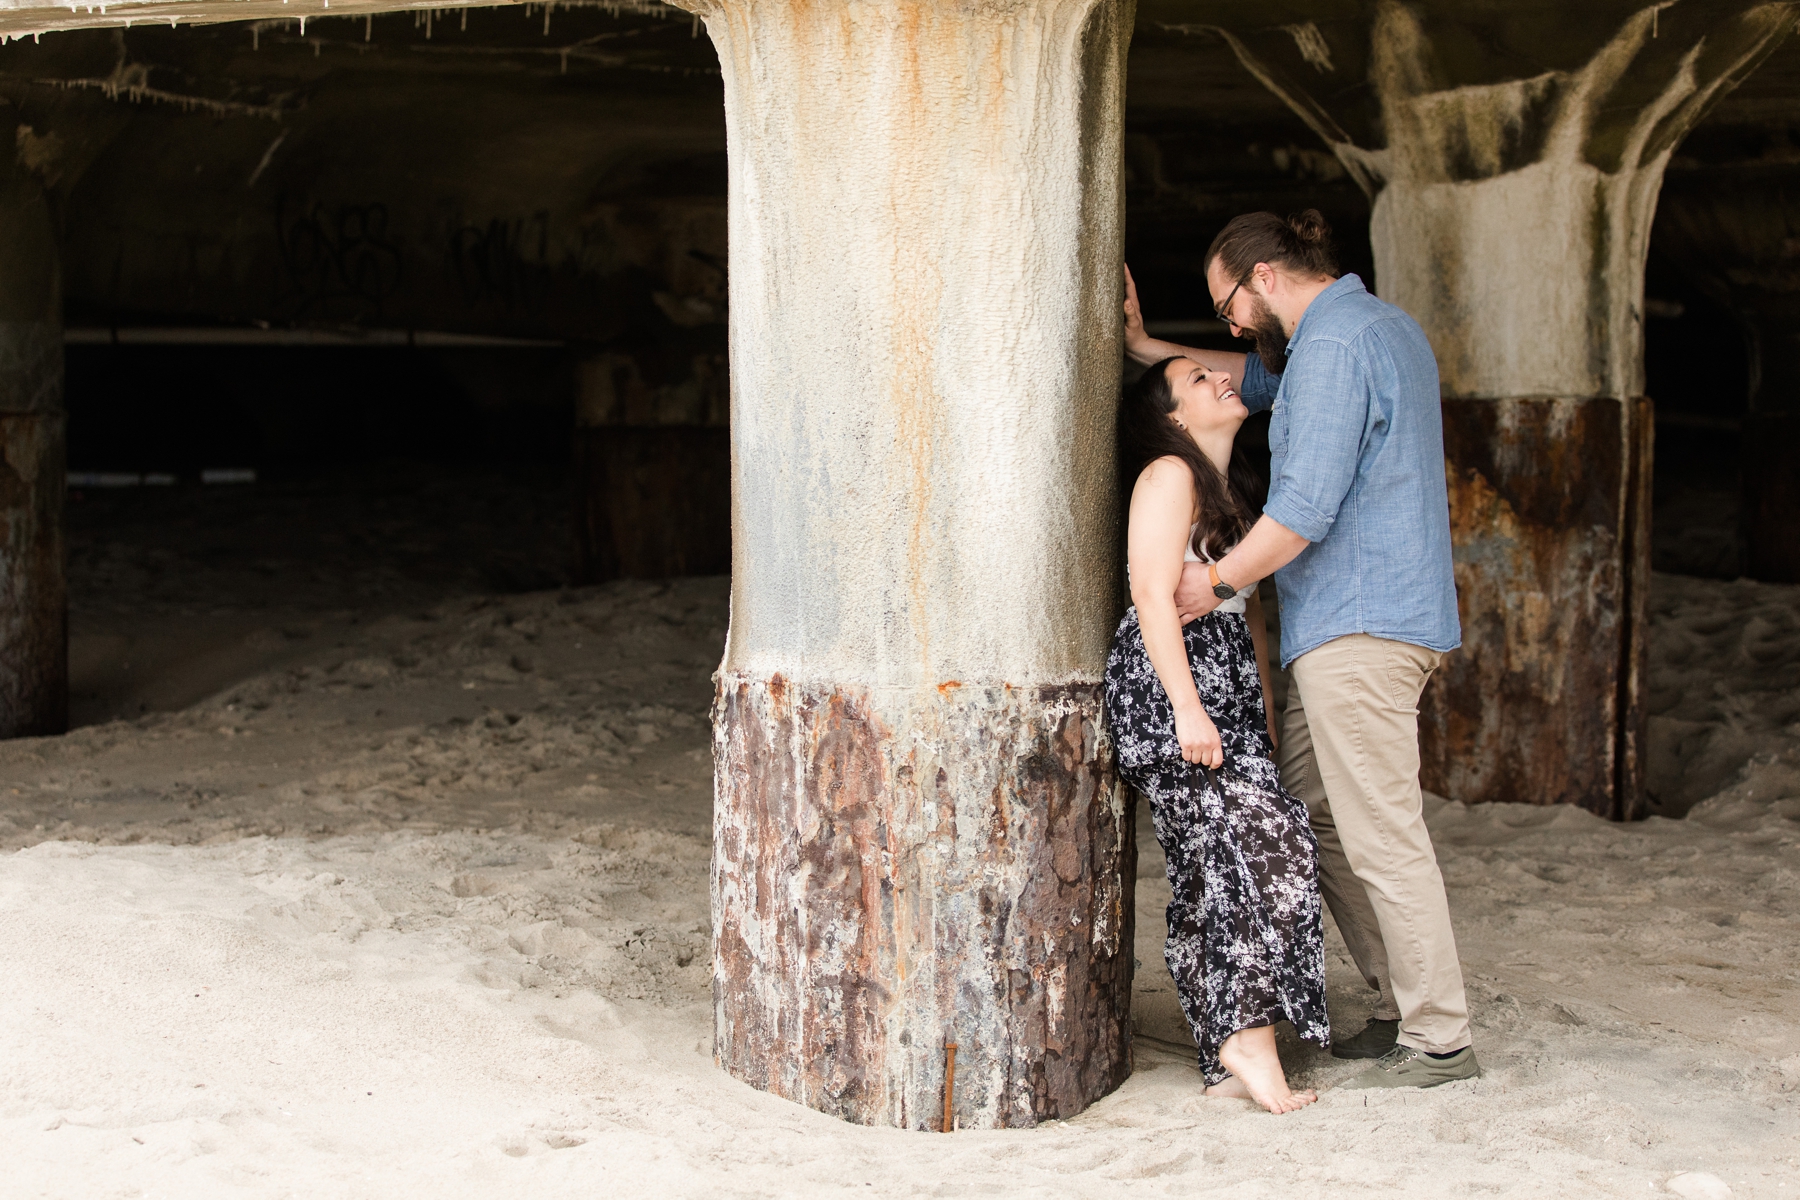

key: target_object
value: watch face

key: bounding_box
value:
[1213,582,1236,599]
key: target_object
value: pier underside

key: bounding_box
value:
[0,0,1795,1145]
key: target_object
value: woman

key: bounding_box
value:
[1104,355,1329,1114]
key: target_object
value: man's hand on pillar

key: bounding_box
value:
[1123,264,1252,380]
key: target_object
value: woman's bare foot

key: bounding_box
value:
[1214,1026,1317,1114]
[1203,1074,1252,1100]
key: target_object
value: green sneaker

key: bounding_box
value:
[1341,1044,1480,1089]
[1331,1018,1399,1059]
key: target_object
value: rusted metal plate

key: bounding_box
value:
[711,673,1134,1129]
[1745,411,1800,583]
[0,410,66,738]
[572,426,730,582]
[1619,395,1653,818]
[1422,396,1651,819]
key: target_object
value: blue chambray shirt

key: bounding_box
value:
[1236,274,1461,668]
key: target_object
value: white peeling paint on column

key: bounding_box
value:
[1358,2,1798,400]
[1217,0,1798,401]
[1369,160,1665,401]
[689,0,1128,690]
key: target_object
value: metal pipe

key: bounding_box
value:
[62,327,563,348]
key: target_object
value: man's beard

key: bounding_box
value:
[1241,294,1289,376]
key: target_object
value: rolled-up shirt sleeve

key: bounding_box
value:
[1239,352,1279,413]
[1263,339,1369,544]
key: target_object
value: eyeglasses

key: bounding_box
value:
[1215,278,1245,325]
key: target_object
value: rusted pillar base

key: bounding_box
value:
[711,674,1133,1129]
[0,153,67,738]
[1744,411,1800,583]
[572,425,729,582]
[0,409,66,738]
[1423,396,1652,818]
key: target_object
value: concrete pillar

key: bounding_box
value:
[1210,0,1795,817]
[0,145,66,739]
[671,0,1135,1128]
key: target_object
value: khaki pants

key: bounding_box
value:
[1277,633,1472,1054]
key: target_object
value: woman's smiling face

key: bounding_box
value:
[1164,357,1248,438]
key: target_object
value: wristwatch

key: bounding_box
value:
[1208,561,1236,600]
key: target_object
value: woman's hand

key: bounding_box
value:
[1266,710,1281,753]
[1174,700,1223,769]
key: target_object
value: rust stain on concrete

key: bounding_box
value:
[711,672,1134,1128]
[1423,396,1650,819]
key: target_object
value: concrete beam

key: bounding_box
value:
[0,0,579,40]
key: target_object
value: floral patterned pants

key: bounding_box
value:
[1104,606,1330,1084]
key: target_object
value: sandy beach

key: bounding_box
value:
[3,473,1797,1198]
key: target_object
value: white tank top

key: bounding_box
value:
[1127,523,1253,616]
[1188,524,1251,616]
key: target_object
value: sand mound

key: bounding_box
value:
[1647,574,1800,819]
[8,788,1796,1198]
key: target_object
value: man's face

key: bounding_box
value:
[1208,260,1288,376]
[1240,292,1290,377]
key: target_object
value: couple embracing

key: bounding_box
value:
[1103,210,1477,1113]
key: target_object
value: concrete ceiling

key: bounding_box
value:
[4,1,1794,136]
[1,1,1797,334]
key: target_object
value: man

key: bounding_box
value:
[1122,210,1477,1089]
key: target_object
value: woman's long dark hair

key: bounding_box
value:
[1119,357,1266,561]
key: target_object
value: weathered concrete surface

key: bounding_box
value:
[713,677,1132,1128]
[692,0,1127,686]
[669,0,1135,1125]
[1427,397,1652,818]
[1184,2,1796,399]
[1197,1,1793,812]
[0,165,66,739]
[1357,4,1796,403]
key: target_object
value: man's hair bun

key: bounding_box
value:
[1288,209,1332,247]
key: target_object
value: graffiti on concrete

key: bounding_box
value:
[275,198,404,318]
[448,212,554,311]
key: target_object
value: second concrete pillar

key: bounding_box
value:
[1210,0,1795,816]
